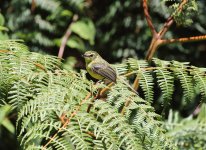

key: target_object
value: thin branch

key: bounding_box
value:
[1,49,47,72]
[142,0,157,36]
[161,35,206,44]
[31,0,36,12]
[0,49,13,54]
[158,16,174,38]
[58,14,78,59]
[87,89,101,113]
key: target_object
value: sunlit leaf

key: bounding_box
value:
[71,20,95,45]
[67,36,85,50]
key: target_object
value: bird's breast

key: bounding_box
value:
[86,64,104,80]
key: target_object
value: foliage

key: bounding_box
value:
[0,0,95,53]
[1,0,205,63]
[116,57,206,109]
[165,104,206,149]
[0,40,205,149]
[0,40,167,149]
[166,0,198,26]
[0,13,9,40]
[91,0,206,65]
[0,105,15,134]
[0,0,206,149]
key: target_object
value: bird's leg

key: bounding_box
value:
[99,82,114,97]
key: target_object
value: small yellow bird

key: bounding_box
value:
[82,51,116,83]
[83,51,138,95]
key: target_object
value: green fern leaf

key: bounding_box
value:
[172,61,195,102]
[153,58,174,105]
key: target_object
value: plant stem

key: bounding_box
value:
[58,14,78,59]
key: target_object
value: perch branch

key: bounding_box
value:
[34,63,47,72]
[99,82,114,96]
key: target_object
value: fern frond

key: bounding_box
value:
[153,58,174,105]
[172,61,195,102]
[61,118,94,150]
[138,70,154,103]
[0,40,28,52]
[76,112,120,149]
[127,58,154,102]
[191,68,206,101]
[35,15,56,32]
[93,100,143,149]
[1,40,206,149]
[165,104,206,149]
[106,82,171,149]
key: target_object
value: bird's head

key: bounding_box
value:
[82,51,99,63]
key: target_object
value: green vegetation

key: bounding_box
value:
[0,0,206,149]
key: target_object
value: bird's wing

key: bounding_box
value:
[91,63,117,82]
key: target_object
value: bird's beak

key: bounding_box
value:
[82,54,89,58]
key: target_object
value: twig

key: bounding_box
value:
[133,73,141,91]
[0,49,13,54]
[192,103,201,116]
[87,89,101,113]
[143,0,157,37]
[158,17,174,39]
[58,14,78,59]
[161,35,206,44]
[31,0,36,12]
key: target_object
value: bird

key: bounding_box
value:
[82,51,116,83]
[82,51,138,95]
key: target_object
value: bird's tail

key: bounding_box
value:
[117,76,139,95]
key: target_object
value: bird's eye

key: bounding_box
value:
[89,54,94,57]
